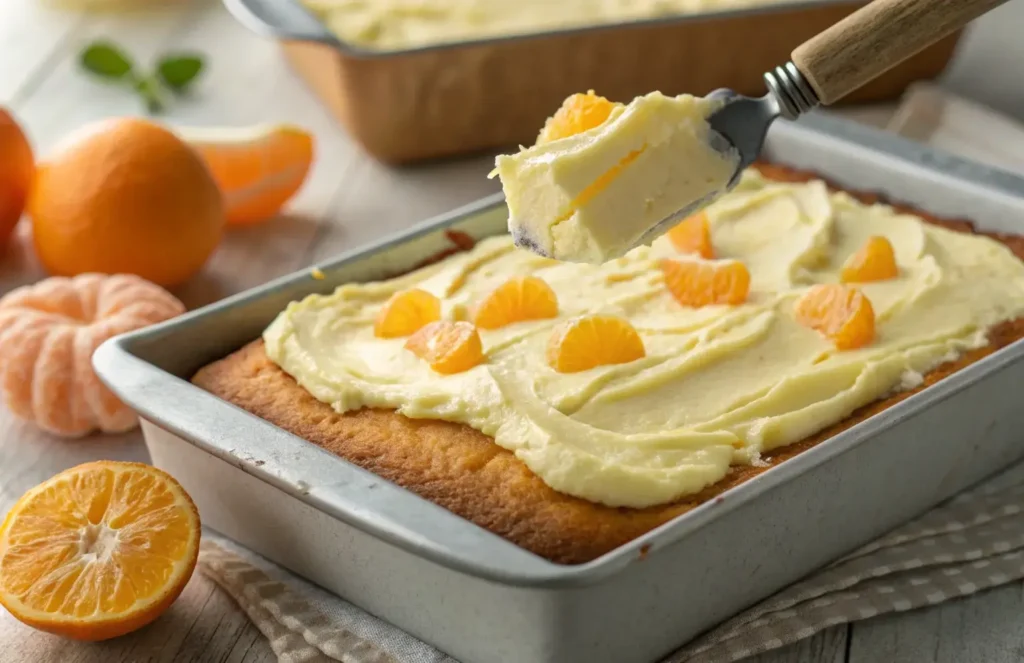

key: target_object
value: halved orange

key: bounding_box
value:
[180,124,314,226]
[0,461,200,641]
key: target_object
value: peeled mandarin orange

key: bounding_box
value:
[180,124,314,226]
[28,118,224,288]
[0,274,185,437]
[537,90,616,144]
[374,288,441,338]
[841,235,899,283]
[666,211,713,258]
[795,283,875,350]
[0,108,34,250]
[405,320,484,375]
[0,461,200,641]
[546,315,645,373]
[471,276,559,330]
[660,258,750,308]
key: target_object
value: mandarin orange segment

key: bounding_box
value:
[0,108,34,250]
[404,320,484,375]
[841,235,899,283]
[373,288,441,339]
[471,276,559,330]
[666,212,714,258]
[537,91,617,144]
[660,258,750,308]
[795,283,876,350]
[0,461,200,641]
[182,124,314,226]
[546,315,645,373]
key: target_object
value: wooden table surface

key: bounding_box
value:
[2,1,1024,661]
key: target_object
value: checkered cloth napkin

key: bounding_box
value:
[196,457,1024,663]
[195,90,1024,663]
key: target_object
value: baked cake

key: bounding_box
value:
[193,162,1024,564]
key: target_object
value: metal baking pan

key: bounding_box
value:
[94,114,1024,663]
[224,0,962,164]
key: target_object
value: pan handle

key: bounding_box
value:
[224,0,337,43]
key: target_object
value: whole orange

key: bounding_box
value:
[29,118,225,287]
[0,108,34,251]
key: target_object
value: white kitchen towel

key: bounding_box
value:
[199,458,1024,663]
[195,89,1024,662]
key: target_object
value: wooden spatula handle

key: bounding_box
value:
[792,0,1007,105]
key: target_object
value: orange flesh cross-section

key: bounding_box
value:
[841,235,899,283]
[546,315,646,373]
[0,461,200,642]
[405,320,484,375]
[374,288,441,339]
[472,276,559,330]
[660,258,750,308]
[795,283,876,350]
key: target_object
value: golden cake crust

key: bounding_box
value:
[192,163,1024,565]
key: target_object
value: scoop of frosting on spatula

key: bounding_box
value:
[491,90,739,264]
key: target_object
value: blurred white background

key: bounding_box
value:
[942,0,1024,118]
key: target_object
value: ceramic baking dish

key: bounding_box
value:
[95,114,1024,663]
[223,0,962,164]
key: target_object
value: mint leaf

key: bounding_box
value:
[156,55,204,93]
[80,41,135,80]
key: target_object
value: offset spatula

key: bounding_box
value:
[634,0,1010,251]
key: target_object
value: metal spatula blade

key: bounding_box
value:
[622,0,1007,257]
[626,66,816,254]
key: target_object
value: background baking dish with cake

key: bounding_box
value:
[224,0,963,163]
[94,115,1024,663]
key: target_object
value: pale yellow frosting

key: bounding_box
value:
[303,0,792,50]
[264,170,1024,508]
[494,92,737,264]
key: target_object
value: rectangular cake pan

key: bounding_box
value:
[95,114,1024,663]
[223,0,962,163]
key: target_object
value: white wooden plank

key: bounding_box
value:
[12,1,201,152]
[0,418,146,513]
[747,627,849,663]
[848,585,1024,663]
[0,0,84,104]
